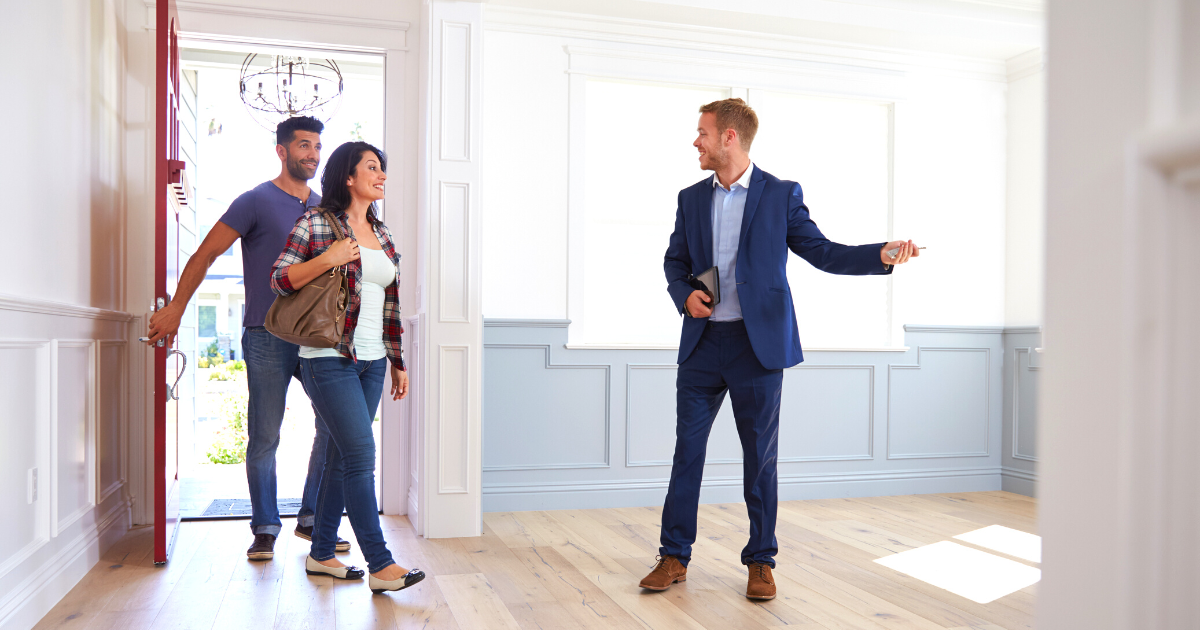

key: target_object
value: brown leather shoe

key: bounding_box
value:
[746,562,776,600]
[639,555,687,591]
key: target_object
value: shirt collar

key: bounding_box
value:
[713,161,754,191]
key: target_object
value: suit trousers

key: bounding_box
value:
[658,319,783,568]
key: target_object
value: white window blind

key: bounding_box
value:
[581,79,729,345]
[579,80,892,348]
[750,90,892,348]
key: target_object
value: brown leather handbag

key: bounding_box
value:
[264,210,350,348]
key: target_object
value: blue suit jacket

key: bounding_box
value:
[664,165,892,370]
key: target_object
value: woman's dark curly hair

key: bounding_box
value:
[319,141,387,214]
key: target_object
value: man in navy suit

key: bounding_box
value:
[639,98,919,600]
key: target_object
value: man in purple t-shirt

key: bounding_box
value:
[147,116,349,559]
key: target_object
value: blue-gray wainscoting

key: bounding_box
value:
[1001,326,1041,496]
[482,320,1039,512]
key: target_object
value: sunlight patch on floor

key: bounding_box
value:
[954,524,1042,563]
[874,540,1041,603]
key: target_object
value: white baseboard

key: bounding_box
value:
[483,467,1005,512]
[1000,465,1038,497]
[0,499,132,630]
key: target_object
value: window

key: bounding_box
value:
[750,90,892,348]
[576,79,893,348]
[198,305,217,337]
[580,79,729,345]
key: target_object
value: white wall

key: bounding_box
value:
[480,8,1015,342]
[0,1,134,628]
[1005,49,1045,327]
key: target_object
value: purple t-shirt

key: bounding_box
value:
[218,181,321,328]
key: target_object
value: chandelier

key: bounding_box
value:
[239,54,343,131]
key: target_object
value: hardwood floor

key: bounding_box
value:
[32,492,1036,630]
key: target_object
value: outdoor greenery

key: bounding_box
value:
[206,391,249,464]
[208,360,247,381]
[198,340,226,368]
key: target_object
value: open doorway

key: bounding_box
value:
[175,40,386,520]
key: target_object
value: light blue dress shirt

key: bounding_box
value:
[709,162,754,322]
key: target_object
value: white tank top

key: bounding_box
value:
[299,246,396,361]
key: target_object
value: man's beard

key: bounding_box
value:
[704,147,728,171]
[286,153,317,181]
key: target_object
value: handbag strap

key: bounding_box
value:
[319,208,351,278]
[321,208,347,242]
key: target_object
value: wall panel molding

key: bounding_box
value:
[781,364,875,463]
[483,321,1005,512]
[902,325,1005,334]
[438,182,471,323]
[0,294,132,323]
[1012,346,1040,462]
[887,346,991,459]
[484,319,571,328]
[437,345,470,494]
[483,344,609,472]
[97,341,128,504]
[439,21,472,162]
[51,340,96,538]
[0,339,52,583]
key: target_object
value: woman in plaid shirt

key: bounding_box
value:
[271,141,425,594]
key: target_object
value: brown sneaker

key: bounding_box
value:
[294,524,352,552]
[745,562,776,600]
[639,555,687,591]
[247,533,276,560]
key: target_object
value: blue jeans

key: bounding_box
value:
[300,356,394,573]
[242,327,332,535]
[659,319,783,568]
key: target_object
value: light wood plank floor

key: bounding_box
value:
[33,491,1036,630]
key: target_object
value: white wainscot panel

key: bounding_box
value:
[98,342,125,502]
[54,341,94,535]
[626,365,743,466]
[1013,348,1039,461]
[439,345,470,494]
[888,348,990,459]
[439,182,470,323]
[779,366,874,462]
[482,345,609,471]
[0,341,49,578]
[440,20,472,161]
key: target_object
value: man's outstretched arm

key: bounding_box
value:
[785,183,917,274]
[145,222,241,347]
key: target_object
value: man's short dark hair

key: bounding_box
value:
[276,116,324,146]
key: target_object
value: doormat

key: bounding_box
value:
[199,498,303,518]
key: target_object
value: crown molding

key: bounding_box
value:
[1006,47,1043,82]
[484,5,1009,82]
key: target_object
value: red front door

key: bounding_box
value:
[154,0,184,565]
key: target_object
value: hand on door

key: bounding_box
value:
[390,365,409,400]
[146,302,182,348]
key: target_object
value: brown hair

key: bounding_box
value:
[699,98,758,151]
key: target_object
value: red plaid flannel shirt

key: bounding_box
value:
[271,206,406,370]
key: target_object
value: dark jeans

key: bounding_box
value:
[659,319,783,568]
[242,327,332,535]
[300,356,395,573]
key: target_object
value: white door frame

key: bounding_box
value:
[128,1,417,523]
[1041,0,1200,627]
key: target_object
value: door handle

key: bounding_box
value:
[167,349,187,401]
